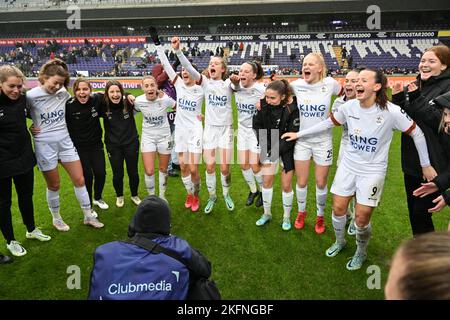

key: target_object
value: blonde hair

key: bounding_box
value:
[142,75,157,85]
[0,65,25,84]
[438,107,450,133]
[38,59,70,88]
[304,52,327,81]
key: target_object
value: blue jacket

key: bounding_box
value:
[88,235,211,300]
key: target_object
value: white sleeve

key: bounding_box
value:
[156,45,177,82]
[175,49,201,81]
[333,78,342,96]
[409,125,431,167]
[296,117,335,138]
[164,95,176,110]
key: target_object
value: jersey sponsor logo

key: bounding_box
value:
[178,98,197,111]
[40,109,65,125]
[375,116,384,125]
[236,102,256,115]
[299,104,326,118]
[207,94,228,107]
[144,115,165,127]
[349,133,378,153]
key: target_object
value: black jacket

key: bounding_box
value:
[0,92,36,179]
[66,94,103,151]
[100,97,139,148]
[253,97,299,172]
[392,68,450,178]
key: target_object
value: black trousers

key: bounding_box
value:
[0,169,35,243]
[404,173,437,236]
[78,146,107,204]
[106,140,139,197]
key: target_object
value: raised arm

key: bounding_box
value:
[149,27,178,81]
[172,37,201,81]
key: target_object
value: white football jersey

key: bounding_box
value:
[200,76,233,126]
[332,100,415,175]
[331,96,350,145]
[173,77,204,129]
[235,82,266,128]
[134,93,175,136]
[27,86,71,143]
[291,77,341,143]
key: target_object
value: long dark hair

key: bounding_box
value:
[361,68,388,110]
[266,79,293,106]
[103,80,129,114]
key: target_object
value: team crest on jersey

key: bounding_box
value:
[376,116,384,126]
[321,86,327,93]
[354,128,362,135]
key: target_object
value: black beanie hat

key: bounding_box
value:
[128,195,171,236]
[433,91,450,109]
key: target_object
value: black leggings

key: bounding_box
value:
[107,140,140,197]
[0,169,35,243]
[78,146,107,203]
[404,173,437,236]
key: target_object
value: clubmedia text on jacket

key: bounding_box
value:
[108,280,172,295]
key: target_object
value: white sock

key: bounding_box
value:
[296,185,307,213]
[192,180,201,197]
[332,213,347,245]
[242,169,257,193]
[220,173,231,197]
[282,191,294,219]
[253,170,263,191]
[145,174,155,195]
[316,185,328,217]
[159,171,168,198]
[355,223,372,256]
[74,186,92,218]
[205,171,216,199]
[181,174,193,195]
[46,188,61,220]
[262,187,273,216]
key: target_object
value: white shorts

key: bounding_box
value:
[331,165,386,207]
[141,132,173,154]
[237,126,260,154]
[203,125,234,150]
[294,139,333,166]
[175,126,203,154]
[35,136,79,171]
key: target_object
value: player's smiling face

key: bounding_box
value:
[344,71,359,99]
[1,76,23,101]
[239,63,256,88]
[75,81,91,104]
[42,75,65,94]
[142,78,158,101]
[302,55,322,84]
[419,51,447,81]
[107,85,122,104]
[208,57,225,80]
[355,70,381,106]
[181,67,195,86]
